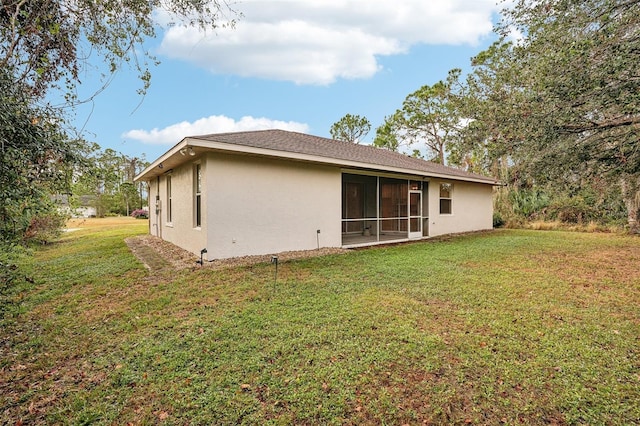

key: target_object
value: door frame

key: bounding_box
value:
[408,189,422,239]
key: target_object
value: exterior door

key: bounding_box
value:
[409,190,422,239]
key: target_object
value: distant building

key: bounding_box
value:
[53,194,97,218]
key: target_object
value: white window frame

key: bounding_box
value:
[166,175,173,225]
[439,183,453,215]
[194,163,202,228]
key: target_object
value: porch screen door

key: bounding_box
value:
[408,190,422,239]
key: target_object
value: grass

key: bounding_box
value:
[523,219,626,233]
[1,218,639,425]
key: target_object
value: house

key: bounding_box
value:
[53,194,98,218]
[134,129,499,260]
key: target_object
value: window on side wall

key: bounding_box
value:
[439,183,452,214]
[194,163,202,228]
[166,175,172,224]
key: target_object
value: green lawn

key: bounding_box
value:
[2,220,639,425]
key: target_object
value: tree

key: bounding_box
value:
[71,147,149,217]
[373,114,401,152]
[119,182,139,217]
[0,0,239,99]
[452,42,525,179]
[467,0,640,231]
[394,69,465,165]
[0,0,235,297]
[0,70,79,242]
[0,0,232,243]
[330,114,371,143]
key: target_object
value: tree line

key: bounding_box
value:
[0,70,150,245]
[330,0,639,232]
[70,146,149,218]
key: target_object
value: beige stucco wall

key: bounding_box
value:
[148,160,207,258]
[147,154,494,259]
[205,153,342,259]
[427,179,494,237]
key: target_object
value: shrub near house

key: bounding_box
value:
[131,209,149,219]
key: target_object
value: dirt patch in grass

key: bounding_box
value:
[557,247,640,285]
[125,236,192,272]
[124,237,171,271]
[125,235,349,273]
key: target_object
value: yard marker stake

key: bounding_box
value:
[197,248,207,266]
[271,255,278,291]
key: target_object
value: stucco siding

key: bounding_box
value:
[428,180,493,236]
[149,161,207,258]
[206,153,342,259]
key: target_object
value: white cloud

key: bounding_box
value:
[122,115,310,145]
[506,25,526,44]
[157,0,500,85]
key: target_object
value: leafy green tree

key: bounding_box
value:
[119,183,139,216]
[0,0,239,98]
[373,114,401,152]
[446,43,521,178]
[0,70,79,242]
[1,0,235,236]
[330,114,371,143]
[113,156,149,215]
[465,0,640,230]
[71,148,148,217]
[394,69,465,165]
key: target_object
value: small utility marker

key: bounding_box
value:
[271,255,279,291]
[196,248,208,266]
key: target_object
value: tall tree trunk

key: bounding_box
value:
[436,139,446,165]
[620,174,640,233]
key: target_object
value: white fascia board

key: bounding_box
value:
[134,139,189,182]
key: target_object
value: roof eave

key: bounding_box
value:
[185,137,499,185]
[134,139,189,182]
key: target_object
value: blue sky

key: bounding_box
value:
[69,0,504,162]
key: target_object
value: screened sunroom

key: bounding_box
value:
[341,172,429,246]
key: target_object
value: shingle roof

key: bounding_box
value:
[190,129,498,184]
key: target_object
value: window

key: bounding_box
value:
[194,164,202,227]
[439,183,452,214]
[166,175,172,223]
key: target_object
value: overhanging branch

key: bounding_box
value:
[560,115,640,134]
